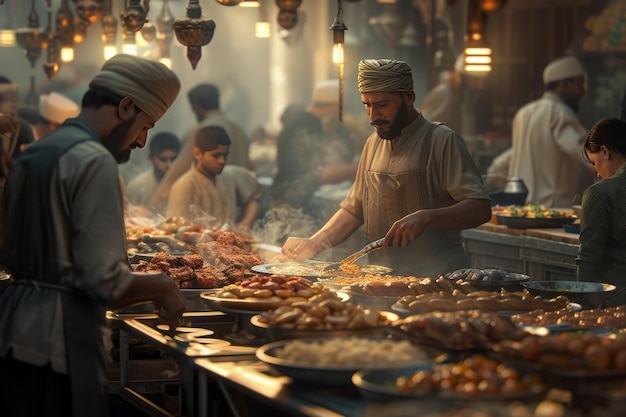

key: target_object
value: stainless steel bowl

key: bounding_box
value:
[522,280,616,309]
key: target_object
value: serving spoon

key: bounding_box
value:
[322,238,386,272]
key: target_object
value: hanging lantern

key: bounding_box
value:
[75,0,105,24]
[174,0,216,69]
[239,0,260,6]
[101,0,118,60]
[43,10,60,80]
[330,0,347,122]
[156,0,175,68]
[120,0,149,34]
[276,9,297,30]
[464,0,492,72]
[255,0,270,38]
[275,0,301,10]
[480,0,506,13]
[56,0,75,62]
[15,0,47,68]
[215,0,243,5]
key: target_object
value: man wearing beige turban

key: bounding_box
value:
[0,55,186,417]
[281,59,491,277]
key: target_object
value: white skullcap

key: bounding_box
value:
[543,56,585,84]
[312,79,339,104]
[39,92,80,125]
[454,53,465,73]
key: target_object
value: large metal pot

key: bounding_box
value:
[483,175,528,206]
[522,280,617,309]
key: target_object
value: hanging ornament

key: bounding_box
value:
[174,0,216,69]
[277,9,297,30]
[75,0,105,24]
[120,0,150,34]
[275,0,301,10]
[43,10,60,80]
[15,0,47,68]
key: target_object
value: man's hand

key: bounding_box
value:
[384,210,431,248]
[280,237,325,262]
[153,280,187,330]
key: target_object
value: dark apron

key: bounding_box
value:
[364,123,469,277]
[0,123,109,417]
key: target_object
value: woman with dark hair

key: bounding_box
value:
[576,118,626,299]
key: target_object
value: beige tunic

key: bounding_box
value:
[153,110,251,204]
[340,114,489,277]
[167,165,259,226]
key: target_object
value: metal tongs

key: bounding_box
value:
[322,238,386,272]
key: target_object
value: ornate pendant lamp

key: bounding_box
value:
[216,0,243,5]
[56,0,75,62]
[156,0,175,68]
[120,0,150,56]
[75,0,105,24]
[275,0,301,30]
[255,0,270,38]
[15,0,48,68]
[330,0,348,121]
[174,0,216,69]
[464,0,492,72]
[43,10,61,80]
[101,0,118,60]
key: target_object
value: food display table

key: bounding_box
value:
[462,223,580,281]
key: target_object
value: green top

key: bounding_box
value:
[577,162,626,291]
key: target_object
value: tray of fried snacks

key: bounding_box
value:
[511,305,626,330]
[390,310,526,351]
[201,274,336,314]
[494,332,626,378]
[250,291,397,341]
[317,274,422,296]
[392,290,572,315]
[353,354,547,402]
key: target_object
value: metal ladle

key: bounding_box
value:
[322,238,386,272]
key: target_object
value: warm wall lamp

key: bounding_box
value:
[464,0,491,72]
[240,0,261,7]
[330,0,348,121]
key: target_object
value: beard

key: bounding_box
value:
[371,102,410,140]
[106,114,138,163]
[563,95,579,113]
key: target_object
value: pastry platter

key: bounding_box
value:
[201,289,349,314]
[250,262,393,278]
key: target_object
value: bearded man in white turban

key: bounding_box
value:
[280,59,492,278]
[0,55,186,417]
[497,56,596,207]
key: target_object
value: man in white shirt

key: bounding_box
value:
[495,56,595,207]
